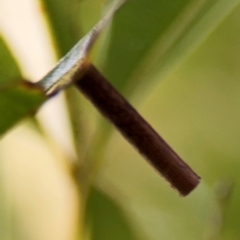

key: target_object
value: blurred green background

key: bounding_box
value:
[1,0,240,239]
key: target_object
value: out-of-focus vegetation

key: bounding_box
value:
[1,0,240,239]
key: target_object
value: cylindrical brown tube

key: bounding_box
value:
[75,64,200,196]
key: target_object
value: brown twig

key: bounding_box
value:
[74,64,200,196]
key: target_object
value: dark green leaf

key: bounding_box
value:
[0,37,21,88]
[86,187,138,240]
[0,37,46,137]
[101,0,240,99]
[40,0,82,56]
[0,82,45,137]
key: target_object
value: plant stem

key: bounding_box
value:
[74,64,200,196]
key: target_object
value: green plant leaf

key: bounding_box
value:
[101,0,240,100]
[40,0,82,56]
[0,83,45,137]
[0,37,21,88]
[0,36,46,137]
[38,0,127,96]
[40,0,113,56]
[86,187,138,240]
